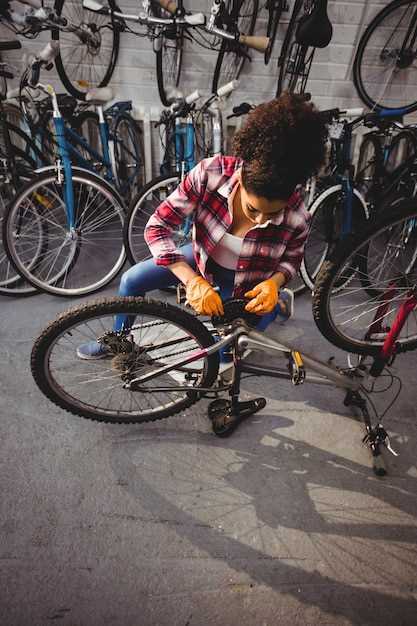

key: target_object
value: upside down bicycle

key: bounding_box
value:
[31,199,417,476]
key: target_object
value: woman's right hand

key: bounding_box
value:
[185,276,224,316]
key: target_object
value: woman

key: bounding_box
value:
[78,93,327,361]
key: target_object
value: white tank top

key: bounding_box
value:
[211,231,243,270]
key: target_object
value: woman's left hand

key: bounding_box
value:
[244,279,278,315]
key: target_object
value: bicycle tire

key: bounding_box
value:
[264,1,285,65]
[355,132,381,200]
[299,184,369,292]
[124,174,181,266]
[212,0,259,95]
[313,200,417,355]
[71,110,104,168]
[353,0,417,112]
[386,128,417,173]
[275,0,305,96]
[52,0,120,100]
[113,113,145,203]
[3,169,126,297]
[154,4,184,106]
[31,296,220,423]
[0,167,39,297]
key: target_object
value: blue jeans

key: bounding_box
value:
[115,244,285,331]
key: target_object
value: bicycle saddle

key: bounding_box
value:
[211,299,260,328]
[296,0,333,49]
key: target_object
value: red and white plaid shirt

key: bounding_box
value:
[144,155,310,297]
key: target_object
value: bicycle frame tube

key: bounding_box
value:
[126,325,361,392]
[380,289,417,359]
[173,115,196,236]
[64,128,102,167]
[97,106,113,179]
[174,117,196,174]
[53,115,75,229]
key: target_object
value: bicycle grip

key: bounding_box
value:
[83,0,109,14]
[238,35,269,53]
[341,107,364,118]
[217,80,238,98]
[185,89,200,105]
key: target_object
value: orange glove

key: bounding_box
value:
[185,276,224,316]
[244,279,278,315]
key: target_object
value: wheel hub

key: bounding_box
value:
[396,48,415,69]
[78,24,102,56]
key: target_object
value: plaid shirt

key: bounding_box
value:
[144,155,310,297]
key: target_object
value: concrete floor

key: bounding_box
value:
[1,282,417,626]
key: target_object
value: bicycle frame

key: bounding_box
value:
[125,323,361,391]
[122,316,396,472]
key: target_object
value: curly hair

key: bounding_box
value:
[233,93,328,200]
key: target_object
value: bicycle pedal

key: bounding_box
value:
[288,350,305,385]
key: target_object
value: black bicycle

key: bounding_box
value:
[275,0,332,97]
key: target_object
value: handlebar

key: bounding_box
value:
[23,41,60,87]
[82,0,269,53]
[216,79,238,98]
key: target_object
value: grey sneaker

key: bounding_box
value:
[278,288,294,321]
[76,341,110,360]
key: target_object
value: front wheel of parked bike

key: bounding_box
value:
[300,185,369,292]
[276,0,306,95]
[3,170,126,297]
[153,3,184,106]
[212,0,259,95]
[52,0,120,100]
[113,113,145,203]
[124,174,181,265]
[313,200,417,356]
[264,0,285,64]
[31,297,220,423]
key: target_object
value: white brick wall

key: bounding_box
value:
[1,0,393,111]
[1,0,414,176]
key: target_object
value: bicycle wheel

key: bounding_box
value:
[31,297,220,423]
[386,128,417,172]
[153,4,184,106]
[124,174,181,265]
[353,0,417,112]
[52,0,120,100]
[113,113,145,204]
[264,1,285,64]
[300,185,369,292]
[212,0,259,95]
[71,110,103,167]
[276,0,307,96]
[0,168,39,296]
[355,132,381,199]
[313,200,417,355]
[3,169,126,297]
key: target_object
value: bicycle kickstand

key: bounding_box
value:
[344,390,398,476]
